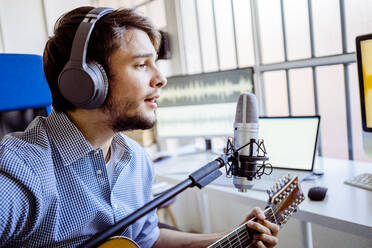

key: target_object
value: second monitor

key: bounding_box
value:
[156,68,254,138]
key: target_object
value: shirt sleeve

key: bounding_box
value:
[135,209,160,248]
[134,150,160,248]
[0,147,41,246]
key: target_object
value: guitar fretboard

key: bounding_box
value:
[208,208,277,248]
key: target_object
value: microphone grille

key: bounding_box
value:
[235,93,259,123]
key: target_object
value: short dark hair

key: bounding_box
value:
[43,6,161,112]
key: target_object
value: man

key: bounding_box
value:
[0,7,278,247]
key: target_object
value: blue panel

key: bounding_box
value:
[0,54,52,112]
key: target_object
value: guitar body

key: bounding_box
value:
[98,236,139,248]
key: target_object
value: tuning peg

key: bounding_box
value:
[266,189,273,197]
[280,175,287,182]
[281,218,288,225]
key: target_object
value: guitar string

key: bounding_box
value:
[214,228,248,248]
[209,183,303,248]
[209,205,294,248]
[212,227,253,248]
[208,177,300,247]
[224,211,273,247]
[225,228,249,247]
[210,209,276,248]
[210,212,280,248]
[209,228,248,248]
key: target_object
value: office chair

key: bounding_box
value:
[0,53,52,137]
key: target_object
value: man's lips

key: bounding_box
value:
[144,94,160,107]
[144,94,160,103]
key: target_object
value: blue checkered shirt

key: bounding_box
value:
[0,110,160,247]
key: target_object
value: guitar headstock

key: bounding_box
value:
[266,175,305,227]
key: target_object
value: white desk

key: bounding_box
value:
[154,153,372,246]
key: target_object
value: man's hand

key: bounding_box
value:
[243,207,279,248]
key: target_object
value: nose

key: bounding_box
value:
[150,67,167,88]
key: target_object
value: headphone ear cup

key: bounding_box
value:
[85,61,109,108]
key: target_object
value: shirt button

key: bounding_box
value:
[113,203,118,209]
[94,150,100,155]
[96,169,102,175]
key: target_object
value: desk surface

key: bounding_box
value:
[154,153,372,239]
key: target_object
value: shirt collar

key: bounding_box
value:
[112,133,134,154]
[45,109,134,166]
[45,110,95,166]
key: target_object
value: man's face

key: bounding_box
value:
[102,28,166,132]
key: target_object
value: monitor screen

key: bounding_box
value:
[156,68,254,138]
[258,116,320,171]
[356,34,372,132]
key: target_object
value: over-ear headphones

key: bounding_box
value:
[58,7,114,109]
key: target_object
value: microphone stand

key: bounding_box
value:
[80,153,233,248]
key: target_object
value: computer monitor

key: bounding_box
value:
[258,116,320,171]
[155,68,254,139]
[356,33,372,156]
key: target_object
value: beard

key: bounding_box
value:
[101,94,156,132]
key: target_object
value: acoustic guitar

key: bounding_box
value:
[98,174,305,248]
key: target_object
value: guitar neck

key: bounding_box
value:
[208,208,277,248]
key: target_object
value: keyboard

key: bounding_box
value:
[344,173,372,191]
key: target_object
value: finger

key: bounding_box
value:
[245,207,266,222]
[255,233,279,247]
[246,220,271,235]
[263,220,280,236]
[256,240,266,248]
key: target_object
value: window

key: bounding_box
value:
[316,65,348,159]
[283,0,311,60]
[257,0,285,64]
[263,70,289,116]
[288,68,315,115]
[130,0,372,162]
[311,0,342,57]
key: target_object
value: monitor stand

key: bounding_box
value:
[204,138,219,154]
[177,138,221,156]
[153,138,222,163]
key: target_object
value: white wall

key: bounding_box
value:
[0,0,94,54]
[43,0,93,37]
[0,0,47,54]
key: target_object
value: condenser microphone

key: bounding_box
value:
[232,92,259,192]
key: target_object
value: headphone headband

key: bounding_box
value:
[58,7,114,109]
[69,7,114,67]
